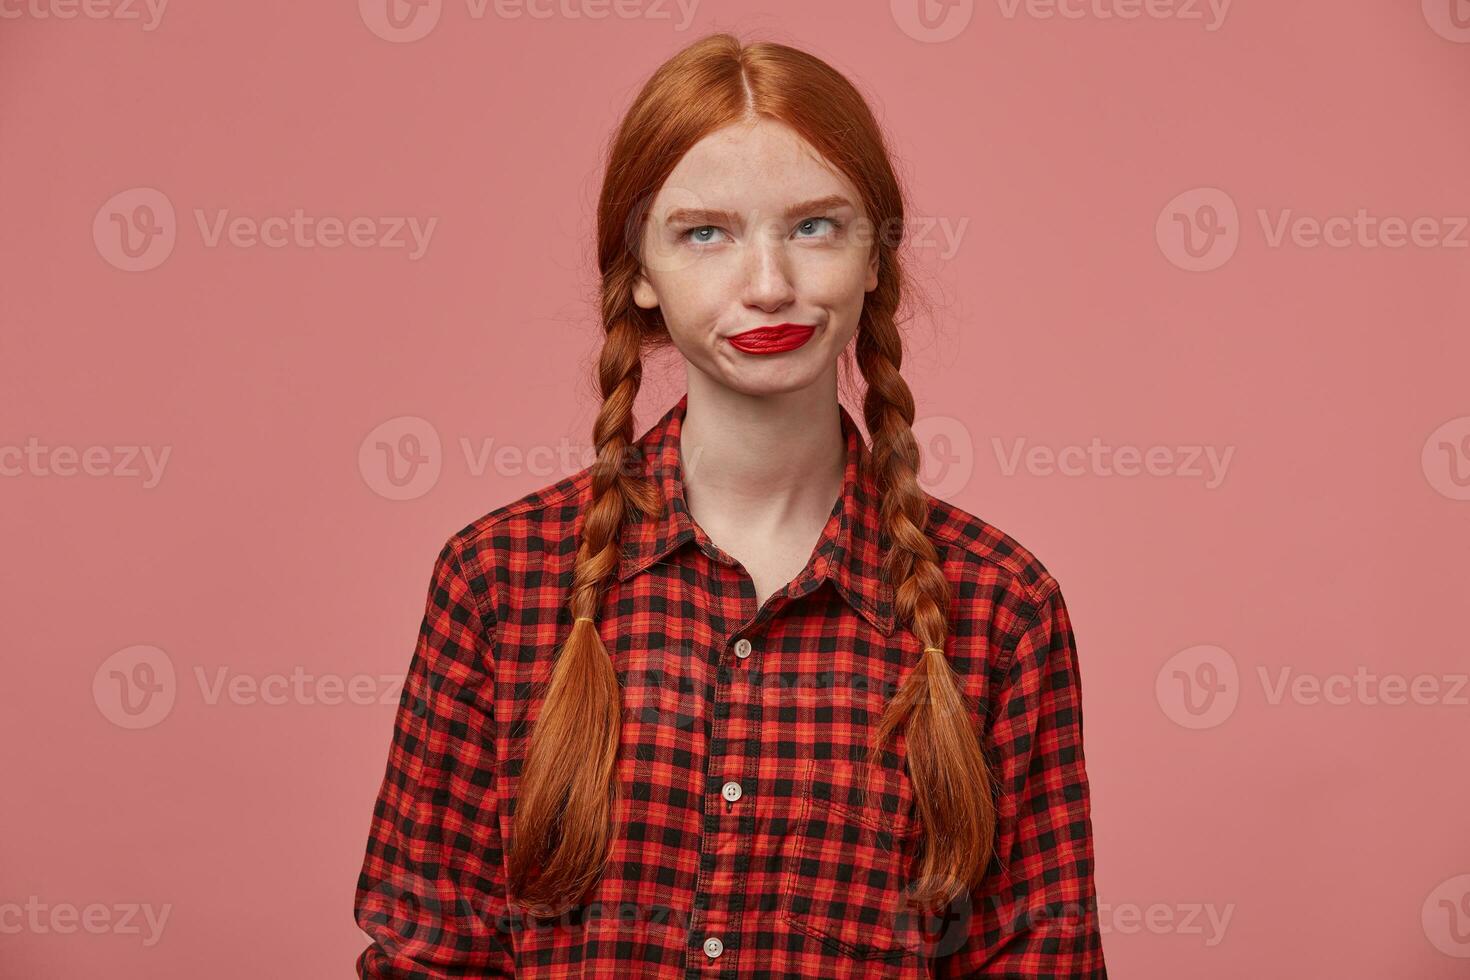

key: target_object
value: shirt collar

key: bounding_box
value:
[616,393,897,636]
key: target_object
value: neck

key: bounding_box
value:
[678,373,846,536]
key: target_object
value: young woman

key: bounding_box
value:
[355,33,1106,979]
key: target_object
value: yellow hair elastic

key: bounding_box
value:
[923,647,945,655]
[575,617,596,624]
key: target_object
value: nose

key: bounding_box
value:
[740,229,797,313]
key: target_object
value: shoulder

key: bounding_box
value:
[431,464,598,618]
[457,467,593,552]
[922,492,1065,637]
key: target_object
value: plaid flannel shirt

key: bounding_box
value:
[354,393,1106,978]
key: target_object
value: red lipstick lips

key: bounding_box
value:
[727,323,816,355]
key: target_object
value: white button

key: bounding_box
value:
[734,638,752,659]
[721,780,742,802]
[703,936,724,959]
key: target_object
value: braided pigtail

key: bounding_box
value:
[857,322,997,915]
[506,315,661,917]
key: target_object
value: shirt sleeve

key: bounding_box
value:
[937,583,1107,977]
[353,537,515,978]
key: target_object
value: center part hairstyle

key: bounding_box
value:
[507,32,997,920]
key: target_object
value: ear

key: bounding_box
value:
[865,248,879,293]
[632,271,659,310]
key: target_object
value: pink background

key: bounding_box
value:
[3,1,1468,976]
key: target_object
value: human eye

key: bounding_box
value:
[793,216,842,239]
[682,225,728,246]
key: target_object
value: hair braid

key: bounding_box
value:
[857,324,997,915]
[506,315,659,917]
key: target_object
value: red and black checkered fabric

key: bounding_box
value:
[354,392,1106,978]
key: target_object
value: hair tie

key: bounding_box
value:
[923,646,944,655]
[575,616,596,624]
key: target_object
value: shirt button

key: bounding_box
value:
[734,638,752,659]
[703,936,724,959]
[721,780,742,803]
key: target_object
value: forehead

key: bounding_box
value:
[653,117,858,215]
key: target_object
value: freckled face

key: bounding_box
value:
[632,117,879,397]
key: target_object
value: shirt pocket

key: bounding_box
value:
[779,755,925,961]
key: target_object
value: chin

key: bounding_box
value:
[719,364,830,398]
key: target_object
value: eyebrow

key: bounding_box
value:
[662,194,856,227]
